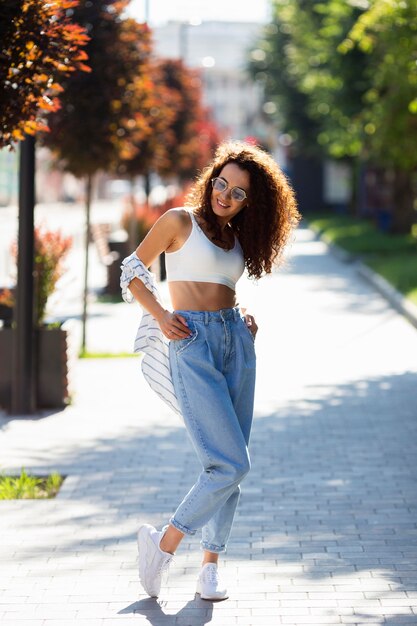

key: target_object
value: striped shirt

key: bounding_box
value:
[120,252,180,415]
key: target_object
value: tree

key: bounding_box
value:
[0,0,89,149]
[341,0,417,233]
[249,17,317,157]
[115,59,176,184]
[115,55,221,248]
[250,0,417,233]
[248,1,369,157]
[0,0,89,414]
[117,57,220,184]
[154,59,218,181]
[44,1,153,350]
[111,24,176,248]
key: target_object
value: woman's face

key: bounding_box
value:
[210,162,250,224]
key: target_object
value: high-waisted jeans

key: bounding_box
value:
[168,307,256,553]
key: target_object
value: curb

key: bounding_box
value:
[308,223,417,331]
[307,222,355,264]
[356,262,417,330]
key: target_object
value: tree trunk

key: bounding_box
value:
[81,174,93,353]
[390,168,414,235]
[350,158,362,218]
[128,176,137,251]
[143,170,165,281]
[144,170,151,202]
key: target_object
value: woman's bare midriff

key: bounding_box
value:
[168,280,238,312]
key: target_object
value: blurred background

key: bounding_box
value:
[0,0,416,413]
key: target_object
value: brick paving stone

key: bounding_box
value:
[0,226,416,625]
[0,622,45,626]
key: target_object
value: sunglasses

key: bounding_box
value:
[211,177,248,203]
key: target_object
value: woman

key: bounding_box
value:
[120,140,299,600]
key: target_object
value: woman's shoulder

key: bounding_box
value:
[162,207,193,228]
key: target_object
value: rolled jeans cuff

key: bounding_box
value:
[169,516,196,536]
[201,540,226,554]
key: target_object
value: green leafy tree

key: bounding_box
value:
[340,0,417,233]
[250,0,416,233]
[249,7,323,157]
[249,1,369,157]
[0,0,89,149]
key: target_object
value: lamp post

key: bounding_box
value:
[11,135,36,414]
[179,18,201,64]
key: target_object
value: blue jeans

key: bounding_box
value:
[168,307,256,553]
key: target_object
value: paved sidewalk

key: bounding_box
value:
[1,225,417,625]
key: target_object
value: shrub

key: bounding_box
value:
[0,225,72,325]
[32,226,72,324]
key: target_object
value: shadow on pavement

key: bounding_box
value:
[120,596,213,625]
[2,368,416,623]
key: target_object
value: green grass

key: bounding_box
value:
[79,350,138,358]
[368,256,417,304]
[310,214,416,255]
[0,468,64,499]
[308,213,417,306]
[96,293,123,304]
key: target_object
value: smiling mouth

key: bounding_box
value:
[216,199,230,209]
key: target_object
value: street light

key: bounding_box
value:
[11,135,36,414]
[179,18,202,64]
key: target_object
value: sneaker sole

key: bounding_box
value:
[137,524,159,597]
[196,580,229,601]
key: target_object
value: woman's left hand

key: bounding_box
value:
[244,313,258,339]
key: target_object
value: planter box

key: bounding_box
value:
[0,304,13,327]
[0,326,69,411]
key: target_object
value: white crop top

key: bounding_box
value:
[165,210,245,291]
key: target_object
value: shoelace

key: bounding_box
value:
[204,564,219,585]
[157,554,172,577]
[158,555,173,587]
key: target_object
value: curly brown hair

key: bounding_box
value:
[185,141,300,279]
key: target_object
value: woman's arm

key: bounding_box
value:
[128,277,190,339]
[127,209,191,339]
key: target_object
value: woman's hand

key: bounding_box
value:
[158,310,191,340]
[244,313,258,339]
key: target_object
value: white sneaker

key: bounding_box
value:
[137,524,173,597]
[196,563,228,600]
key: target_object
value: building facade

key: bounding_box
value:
[153,20,278,150]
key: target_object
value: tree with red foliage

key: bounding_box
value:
[116,58,220,186]
[111,22,177,247]
[115,57,176,182]
[0,0,89,149]
[195,116,223,173]
[115,56,221,253]
[44,2,159,349]
[44,1,142,177]
[111,18,160,168]
[155,59,221,181]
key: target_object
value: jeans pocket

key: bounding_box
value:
[241,318,255,343]
[172,321,199,354]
